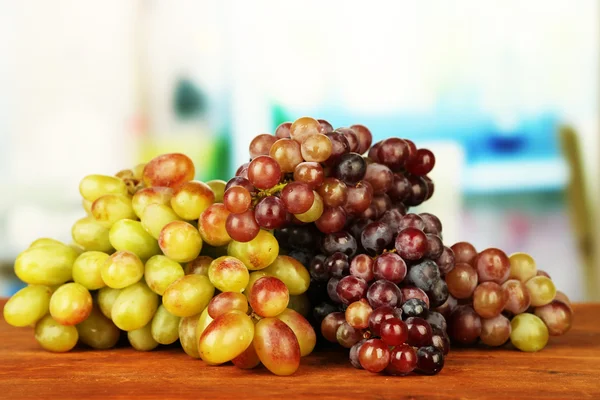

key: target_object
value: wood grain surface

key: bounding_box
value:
[0,300,598,400]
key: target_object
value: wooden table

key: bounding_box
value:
[1,300,598,399]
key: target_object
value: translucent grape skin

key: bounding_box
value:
[373,252,407,284]
[101,250,144,289]
[179,313,201,358]
[502,279,531,314]
[281,181,314,214]
[445,263,478,299]
[144,255,185,295]
[534,300,573,336]
[208,256,250,293]
[276,308,316,356]
[208,292,249,319]
[510,313,549,352]
[72,251,109,290]
[318,178,348,208]
[262,255,311,295]
[269,138,304,173]
[336,275,368,305]
[198,203,232,247]
[198,311,254,364]
[334,153,367,185]
[407,149,436,176]
[226,209,260,243]
[97,287,121,320]
[249,133,278,159]
[325,132,351,167]
[141,203,182,239]
[345,299,373,329]
[350,124,373,155]
[248,276,289,317]
[128,322,158,351]
[509,252,537,282]
[448,305,482,345]
[49,282,93,326]
[35,315,79,352]
[301,134,333,163]
[109,219,160,260]
[377,138,408,171]
[294,162,325,188]
[451,242,478,266]
[344,181,373,215]
[363,163,393,194]
[206,179,226,203]
[416,346,444,375]
[223,186,252,214]
[72,217,114,253]
[315,206,347,234]
[255,196,287,230]
[253,317,301,376]
[358,338,391,373]
[91,194,136,228]
[142,153,195,189]
[480,314,511,347]
[350,339,367,369]
[171,180,215,221]
[321,312,346,343]
[151,304,181,345]
[248,155,282,190]
[158,220,203,263]
[76,306,120,350]
[290,116,321,144]
[525,276,556,307]
[4,285,52,327]
[185,255,213,276]
[380,317,409,346]
[232,343,261,369]
[475,248,511,284]
[131,186,174,219]
[227,229,279,271]
[386,344,418,376]
[275,122,292,138]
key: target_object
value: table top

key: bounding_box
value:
[1,300,599,400]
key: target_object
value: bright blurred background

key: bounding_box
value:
[0,0,598,300]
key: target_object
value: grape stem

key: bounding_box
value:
[253,181,289,205]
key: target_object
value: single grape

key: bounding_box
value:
[325,252,350,278]
[309,255,329,282]
[142,153,195,189]
[91,194,136,228]
[327,278,342,303]
[321,231,358,257]
[448,305,482,345]
[49,282,92,326]
[525,276,556,307]
[144,255,185,295]
[97,287,121,320]
[109,219,159,260]
[336,275,368,305]
[404,139,418,162]
[249,133,278,159]
[346,299,373,329]
[451,242,478,266]
[415,346,444,375]
[198,203,232,247]
[76,306,120,350]
[398,213,426,231]
[79,174,128,202]
[351,124,373,154]
[406,175,429,206]
[140,203,182,239]
[380,317,408,346]
[236,163,249,178]
[419,213,442,235]
[318,177,348,207]
[227,229,279,271]
[446,262,478,299]
[336,127,359,153]
[371,193,392,217]
[502,279,531,314]
[72,251,109,290]
[206,179,226,203]
[376,138,408,171]
[275,122,292,138]
[226,209,260,243]
[3,285,52,327]
[435,246,455,275]
[349,254,375,282]
[405,317,433,347]
[315,206,347,233]
[347,217,374,240]
[480,314,511,347]
[534,300,573,336]
[423,176,435,200]
[349,339,367,369]
[301,134,333,162]
[431,331,451,355]
[162,275,214,317]
[363,163,393,194]
[72,217,114,253]
[318,119,334,134]
[179,313,201,358]
[475,248,511,284]
[290,116,320,144]
[281,181,314,214]
[208,256,250,293]
[170,180,215,220]
[425,311,447,334]
[358,338,391,373]
[248,155,282,190]
[407,149,436,176]
[324,132,351,166]
[336,322,363,348]
[269,138,304,172]
[334,153,367,185]
[253,317,301,376]
[158,220,203,263]
[509,252,538,282]
[101,250,144,289]
[249,276,289,317]
[225,176,255,194]
[262,255,310,295]
[510,313,549,352]
[276,308,316,356]
[401,298,429,319]
[223,186,252,214]
[232,343,261,370]
[111,282,159,331]
[426,234,444,260]
[405,259,440,292]
[294,161,324,188]
[434,294,457,320]
[373,252,407,284]
[198,311,254,364]
[128,322,158,351]
[361,221,393,255]
[386,344,417,376]
[427,278,449,309]
[321,311,346,342]
[388,173,411,202]
[35,315,79,352]
[395,228,428,260]
[367,279,403,309]
[400,286,430,308]
[151,305,181,345]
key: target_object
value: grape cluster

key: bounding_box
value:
[223,116,436,244]
[440,242,573,352]
[3,153,317,376]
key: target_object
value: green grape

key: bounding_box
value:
[276,308,316,357]
[144,255,185,295]
[227,230,279,270]
[158,221,203,263]
[198,310,254,364]
[184,256,213,275]
[179,313,201,358]
[208,256,250,293]
[244,271,269,299]
[128,322,158,351]
[207,292,249,319]
[35,315,79,352]
[294,192,323,223]
[3,285,52,327]
[141,203,181,239]
[83,199,93,215]
[206,180,226,203]
[509,252,537,282]
[29,238,64,248]
[253,317,301,376]
[162,275,215,317]
[101,250,144,289]
[151,305,181,345]
[249,276,289,317]
[287,294,311,318]
[111,282,159,331]
[72,217,114,253]
[232,342,261,369]
[262,255,310,295]
[79,174,128,202]
[510,313,549,352]
[76,307,120,349]
[72,251,109,290]
[132,186,174,219]
[97,287,121,320]
[15,244,78,285]
[49,282,93,326]
[91,194,137,228]
[132,163,146,180]
[525,276,556,307]
[170,181,215,221]
[196,306,214,340]
[109,219,160,260]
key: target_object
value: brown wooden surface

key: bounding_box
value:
[1,300,599,400]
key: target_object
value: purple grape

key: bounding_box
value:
[327,278,342,303]
[336,275,368,305]
[373,252,407,284]
[366,279,403,309]
[349,339,367,369]
[406,317,433,347]
[361,221,393,255]
[368,306,403,336]
[333,153,367,185]
[395,227,429,260]
[426,234,444,259]
[401,298,429,319]
[398,213,426,231]
[431,333,450,356]
[425,311,447,334]
[405,259,441,292]
[347,218,372,240]
[309,254,329,282]
[419,213,442,235]
[324,252,350,278]
[378,209,403,234]
[416,346,444,375]
[435,246,455,275]
[426,278,449,309]
[322,231,358,257]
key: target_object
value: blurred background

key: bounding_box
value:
[0,0,598,300]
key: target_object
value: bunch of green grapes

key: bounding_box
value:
[3,153,315,376]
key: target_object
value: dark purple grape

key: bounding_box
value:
[378,209,403,234]
[425,311,447,334]
[405,175,429,207]
[373,252,407,284]
[405,317,433,347]
[288,249,312,268]
[368,141,382,162]
[419,213,442,235]
[405,259,441,292]
[395,227,428,260]
[368,306,402,336]
[344,181,373,216]
[423,176,435,200]
[388,173,411,202]
[391,202,408,215]
[361,221,393,255]
[347,218,372,240]
[431,333,450,356]
[371,193,392,217]
[435,246,456,275]
[336,127,359,153]
[324,252,349,278]
[366,279,403,309]
[386,344,417,376]
[407,149,436,176]
[288,225,319,251]
[336,275,368,305]
[363,163,393,194]
[401,298,429,319]
[416,346,444,375]
[322,231,358,257]
[448,305,482,345]
[327,278,342,303]
[274,227,290,249]
[309,254,329,282]
[333,153,367,185]
[426,278,449,309]
[376,138,408,171]
[324,132,351,167]
[313,302,338,323]
[398,213,426,231]
[426,234,444,259]
[349,339,367,369]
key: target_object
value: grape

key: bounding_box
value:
[151,305,181,345]
[537,270,551,279]
[371,193,392,216]
[509,252,537,282]
[480,314,511,346]
[249,133,278,159]
[324,132,351,166]
[309,255,329,282]
[358,338,390,373]
[403,139,418,162]
[405,259,440,292]
[276,308,316,356]
[388,173,411,202]
[348,217,373,239]
[349,339,367,369]
[236,162,250,178]
[367,279,403,309]
[361,221,393,255]
[448,305,482,345]
[336,322,363,348]
[451,242,478,266]
[140,203,181,239]
[131,186,174,219]
[350,124,373,155]
[554,290,572,310]
[427,278,449,308]
[162,275,214,317]
[196,306,214,340]
[425,311,447,334]
[71,251,108,290]
[290,116,321,144]
[101,251,144,289]
[34,315,79,352]
[269,138,304,172]
[294,162,325,188]
[446,263,478,299]
[377,138,408,171]
[97,287,121,319]
[363,163,393,194]
[249,276,289,317]
[502,279,531,314]
[179,313,201,358]
[294,192,324,223]
[208,256,250,293]
[373,252,407,284]
[426,234,444,260]
[435,246,456,275]
[225,176,255,194]
[380,317,408,346]
[79,174,128,202]
[170,181,215,220]
[232,343,261,369]
[198,203,232,247]
[318,119,334,133]
[407,149,436,176]
[253,317,301,376]
[525,276,556,307]
[281,182,314,214]
[206,179,226,203]
[334,153,367,185]
[320,312,346,342]
[142,153,195,189]
[49,282,92,326]
[315,206,347,233]
[419,213,442,235]
[344,181,374,215]
[434,294,457,320]
[111,282,159,331]
[158,220,203,263]
[109,219,160,260]
[128,323,158,351]
[207,292,248,318]
[406,176,429,206]
[423,176,435,200]
[398,213,426,231]
[327,278,342,303]
[349,254,374,282]
[510,313,549,352]
[475,248,511,284]
[318,178,348,207]
[3,285,52,327]
[401,298,429,319]
[76,307,120,350]
[248,156,282,190]
[226,209,260,242]
[415,346,444,375]
[400,286,430,308]
[386,344,417,376]
[91,194,136,228]
[198,311,254,364]
[336,276,368,305]
[286,225,319,251]
[405,317,433,347]
[395,228,428,260]
[228,230,279,270]
[275,122,292,138]
[262,255,310,295]
[72,217,114,253]
[325,252,350,278]
[322,231,357,257]
[301,134,333,162]
[431,331,451,355]
[368,306,402,336]
[144,255,185,295]
[337,127,359,153]
[534,300,573,336]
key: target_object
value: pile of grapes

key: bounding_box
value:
[2,116,572,378]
